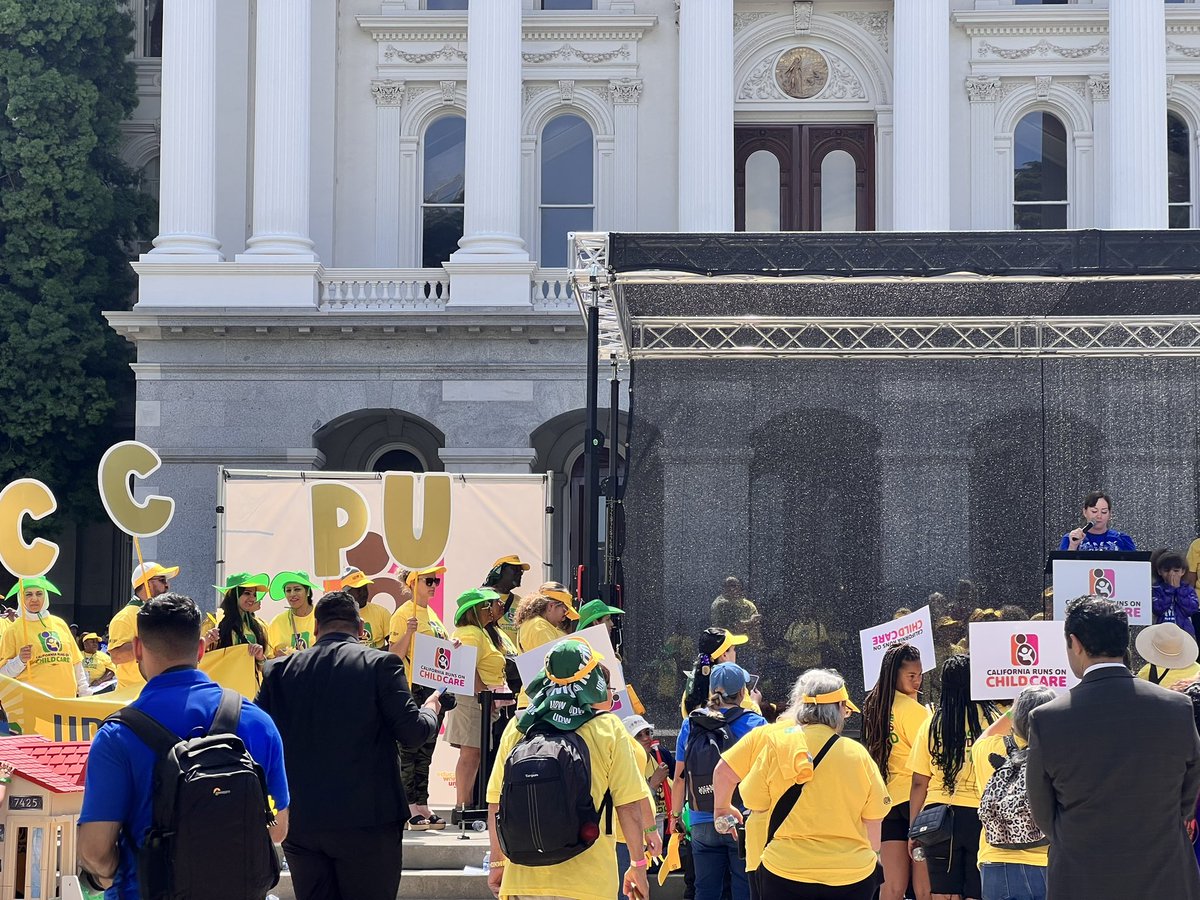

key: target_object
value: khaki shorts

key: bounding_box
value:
[445,693,496,748]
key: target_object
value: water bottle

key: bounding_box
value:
[714,814,739,835]
[483,851,491,872]
[912,845,926,862]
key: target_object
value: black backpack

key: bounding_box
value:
[107,689,281,900]
[496,723,612,867]
[684,707,748,814]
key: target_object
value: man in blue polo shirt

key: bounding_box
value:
[78,592,290,898]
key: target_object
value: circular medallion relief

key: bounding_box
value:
[775,48,829,100]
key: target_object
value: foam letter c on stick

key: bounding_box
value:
[98,441,176,537]
[310,482,370,578]
[0,479,60,577]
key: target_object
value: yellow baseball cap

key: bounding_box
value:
[339,566,374,590]
[132,562,180,590]
[81,632,101,643]
[406,565,447,588]
[492,555,531,571]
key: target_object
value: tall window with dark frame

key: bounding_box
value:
[143,0,163,56]
[421,115,466,268]
[543,0,593,8]
[425,0,468,8]
[1013,112,1068,230]
[540,114,594,267]
[1169,113,1192,229]
[734,125,874,231]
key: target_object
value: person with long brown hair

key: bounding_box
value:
[513,581,578,653]
[861,643,931,900]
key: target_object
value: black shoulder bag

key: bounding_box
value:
[764,733,840,849]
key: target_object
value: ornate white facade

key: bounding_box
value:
[109,0,1200,599]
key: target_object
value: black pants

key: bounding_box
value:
[283,824,403,900]
[400,683,442,805]
[755,864,883,900]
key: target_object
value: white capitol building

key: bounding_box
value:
[104,0,1200,603]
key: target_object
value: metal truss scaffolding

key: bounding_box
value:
[568,232,1200,361]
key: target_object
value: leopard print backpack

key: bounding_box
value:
[978,735,1050,850]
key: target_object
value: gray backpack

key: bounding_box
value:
[978,735,1049,850]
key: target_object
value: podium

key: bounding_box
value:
[1045,551,1153,624]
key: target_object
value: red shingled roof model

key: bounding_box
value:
[0,736,88,794]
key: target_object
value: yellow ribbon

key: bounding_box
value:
[544,639,604,685]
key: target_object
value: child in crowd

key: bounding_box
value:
[1152,550,1199,637]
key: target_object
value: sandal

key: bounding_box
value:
[406,815,430,831]
[426,814,447,830]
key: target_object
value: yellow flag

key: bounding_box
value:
[199,645,260,700]
[0,674,127,741]
[658,832,683,887]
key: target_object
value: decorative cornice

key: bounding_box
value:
[356,14,656,44]
[371,79,406,107]
[977,38,1108,61]
[954,10,1108,38]
[964,75,1001,103]
[1168,40,1200,59]
[522,43,631,64]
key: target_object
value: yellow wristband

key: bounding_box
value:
[490,859,506,868]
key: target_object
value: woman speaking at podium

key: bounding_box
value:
[1060,491,1137,552]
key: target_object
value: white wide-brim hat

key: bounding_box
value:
[1136,622,1199,670]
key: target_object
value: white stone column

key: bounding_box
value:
[446,0,532,306]
[611,79,642,231]
[372,80,405,267]
[893,0,950,231]
[1109,1,1167,229]
[241,0,317,260]
[965,76,1003,230]
[875,106,894,230]
[1089,75,1111,228]
[147,0,221,259]
[677,0,733,232]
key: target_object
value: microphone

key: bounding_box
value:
[1082,518,1097,534]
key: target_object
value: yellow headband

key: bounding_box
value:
[544,640,605,686]
[544,589,573,605]
[802,686,861,714]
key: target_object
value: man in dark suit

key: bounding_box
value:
[257,590,441,900]
[1027,595,1200,900]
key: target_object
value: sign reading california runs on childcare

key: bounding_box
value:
[969,621,1081,700]
[411,634,476,696]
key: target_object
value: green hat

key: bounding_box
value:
[214,572,270,595]
[576,599,623,631]
[4,576,61,601]
[454,588,501,625]
[518,638,610,734]
[268,571,320,600]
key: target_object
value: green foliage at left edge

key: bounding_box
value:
[0,0,156,525]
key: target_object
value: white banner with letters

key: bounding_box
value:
[859,605,938,691]
[411,633,477,697]
[969,621,1080,701]
[1051,559,1152,624]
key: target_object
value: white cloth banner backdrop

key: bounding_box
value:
[969,621,1080,701]
[220,470,552,624]
[859,605,938,691]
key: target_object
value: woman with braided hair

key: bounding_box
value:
[908,655,1000,900]
[862,643,931,900]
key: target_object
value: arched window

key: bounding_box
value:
[422,115,466,268]
[744,150,782,232]
[1013,111,1068,230]
[1169,112,1192,229]
[539,114,594,268]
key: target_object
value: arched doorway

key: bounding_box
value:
[314,409,445,472]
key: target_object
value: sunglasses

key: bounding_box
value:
[423,577,441,587]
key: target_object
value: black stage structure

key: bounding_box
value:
[571,230,1200,718]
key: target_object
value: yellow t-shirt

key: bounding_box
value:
[486,713,648,900]
[970,733,1050,868]
[108,602,146,691]
[887,692,932,805]
[1136,660,1200,689]
[389,601,449,680]
[518,616,565,654]
[1188,538,1200,577]
[359,602,392,650]
[268,608,316,655]
[0,614,83,698]
[720,718,802,871]
[82,650,115,683]
[907,713,988,808]
[614,729,657,846]
[741,723,889,887]
[453,624,508,686]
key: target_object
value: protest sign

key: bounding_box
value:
[412,633,477,696]
[969,621,1080,701]
[610,688,638,721]
[1051,559,1152,624]
[0,674,127,742]
[514,624,625,692]
[199,645,261,700]
[860,605,938,691]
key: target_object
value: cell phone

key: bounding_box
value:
[735,823,747,860]
[747,674,760,692]
[436,686,450,697]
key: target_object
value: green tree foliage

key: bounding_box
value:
[0,0,153,520]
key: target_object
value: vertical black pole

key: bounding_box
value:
[606,356,620,597]
[583,293,601,603]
